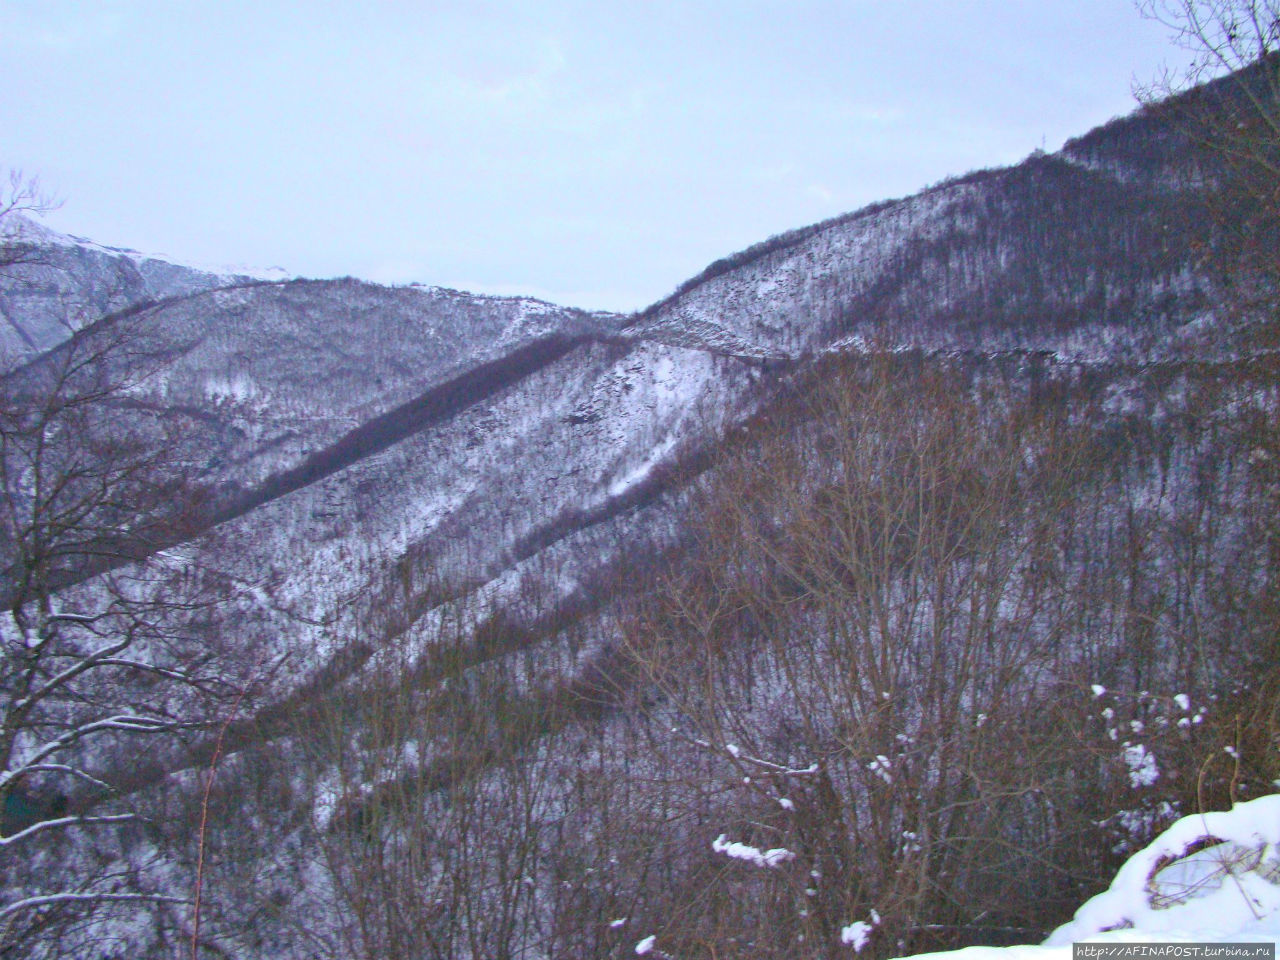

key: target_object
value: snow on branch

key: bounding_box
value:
[0,812,136,848]
[7,713,187,782]
[684,733,821,776]
[6,634,132,716]
[15,763,112,790]
[841,910,881,952]
[634,934,678,958]
[712,833,796,868]
[0,891,190,923]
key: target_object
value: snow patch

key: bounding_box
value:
[897,795,1280,960]
[1122,743,1159,789]
[1048,794,1280,943]
[842,911,880,951]
[712,834,796,868]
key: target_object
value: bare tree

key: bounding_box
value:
[1138,4,1280,736]
[1138,1,1280,335]
[1140,1,1279,87]
[0,231,245,954]
[291,592,567,960]
[0,171,58,273]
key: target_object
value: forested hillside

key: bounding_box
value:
[0,25,1277,960]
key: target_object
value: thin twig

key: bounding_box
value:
[190,663,261,960]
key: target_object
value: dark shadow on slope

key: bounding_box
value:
[204,331,601,528]
[0,330,616,606]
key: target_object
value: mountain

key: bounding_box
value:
[0,214,256,364]
[1,66,1276,960]
[6,99,1221,609]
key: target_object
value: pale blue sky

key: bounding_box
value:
[1,1,1192,312]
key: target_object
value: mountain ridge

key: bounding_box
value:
[2,64,1274,958]
[0,80,1230,645]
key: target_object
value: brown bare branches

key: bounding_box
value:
[0,304,241,955]
[1138,2,1280,337]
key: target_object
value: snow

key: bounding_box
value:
[712,834,796,868]
[1049,795,1280,944]
[27,215,292,281]
[1122,743,1160,788]
[843,911,881,951]
[843,921,874,951]
[607,434,678,498]
[897,795,1280,960]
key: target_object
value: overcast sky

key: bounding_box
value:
[1,1,1194,313]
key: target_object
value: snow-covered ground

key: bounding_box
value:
[901,795,1280,960]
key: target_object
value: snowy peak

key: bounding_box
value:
[6,212,289,281]
[0,215,239,365]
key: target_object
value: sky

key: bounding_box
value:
[1,1,1197,313]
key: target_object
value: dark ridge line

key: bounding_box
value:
[0,330,615,608]
[202,331,602,529]
[198,322,773,540]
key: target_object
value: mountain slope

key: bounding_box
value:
[4,74,1228,687]
[1,69,1274,960]
[0,214,250,364]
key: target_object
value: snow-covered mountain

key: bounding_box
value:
[2,64,1275,960]
[0,77,1229,788]
[0,213,257,364]
[6,92,1222,610]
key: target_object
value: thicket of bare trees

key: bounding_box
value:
[232,347,1278,960]
[603,352,1278,958]
[0,179,262,958]
[1138,1,1280,338]
[1137,0,1280,772]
